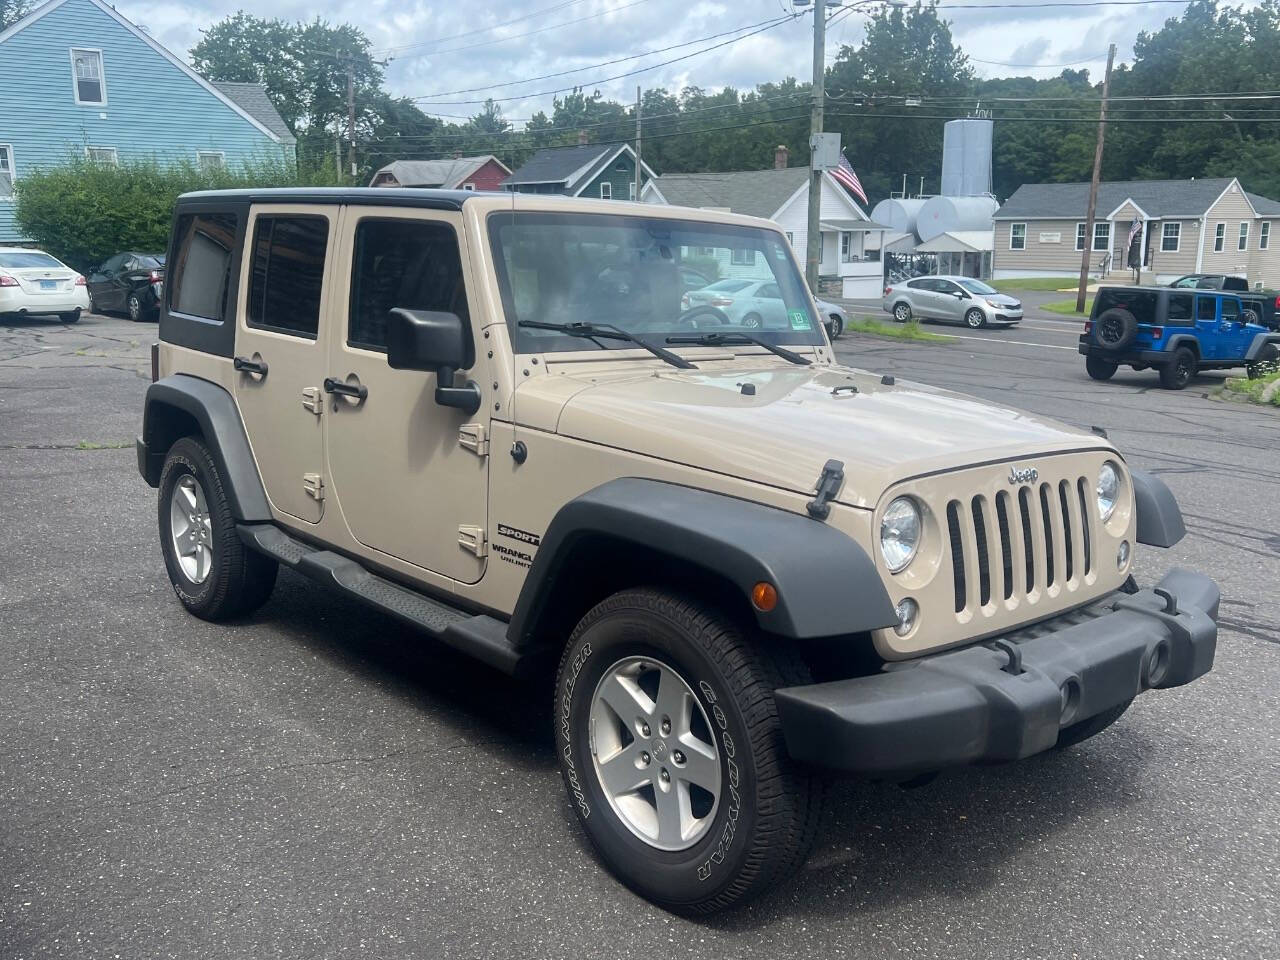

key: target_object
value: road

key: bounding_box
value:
[1,312,1277,960]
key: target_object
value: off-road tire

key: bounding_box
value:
[964,307,986,329]
[553,588,823,915]
[158,436,278,621]
[1159,347,1196,390]
[1246,343,1279,379]
[892,302,911,323]
[1085,354,1118,381]
[58,310,81,323]
[1055,699,1133,749]
[1094,307,1138,351]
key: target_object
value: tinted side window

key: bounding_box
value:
[1220,298,1239,320]
[1195,296,1217,321]
[907,278,932,290]
[348,219,469,351]
[758,283,781,299]
[248,215,329,338]
[169,212,238,321]
[1166,292,1194,325]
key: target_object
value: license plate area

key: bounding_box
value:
[39,280,57,290]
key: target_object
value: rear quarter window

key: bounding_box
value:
[1166,292,1194,326]
[169,212,238,321]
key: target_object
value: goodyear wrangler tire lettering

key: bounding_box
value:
[552,587,823,915]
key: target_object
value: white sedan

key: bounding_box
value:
[680,278,788,329]
[0,247,90,323]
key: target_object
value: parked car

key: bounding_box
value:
[883,275,1022,328]
[678,265,713,293]
[0,247,88,322]
[139,188,1219,914]
[814,296,846,339]
[1237,290,1280,331]
[1168,273,1249,291]
[680,278,788,328]
[87,252,165,321]
[1079,285,1280,389]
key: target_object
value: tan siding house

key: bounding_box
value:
[993,178,1280,287]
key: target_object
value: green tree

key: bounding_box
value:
[0,0,31,31]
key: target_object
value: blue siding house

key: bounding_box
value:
[0,0,294,242]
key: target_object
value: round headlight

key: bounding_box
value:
[880,496,921,573]
[1097,461,1121,521]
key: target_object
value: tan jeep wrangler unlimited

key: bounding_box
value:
[138,188,1219,914]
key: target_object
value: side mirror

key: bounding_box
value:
[386,308,481,414]
[954,290,968,299]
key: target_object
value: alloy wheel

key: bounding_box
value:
[966,309,984,328]
[894,304,910,322]
[169,474,214,583]
[589,656,721,852]
[128,295,141,321]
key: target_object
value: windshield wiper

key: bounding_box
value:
[518,320,696,369]
[665,331,811,366]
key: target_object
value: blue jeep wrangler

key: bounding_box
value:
[1080,285,1280,389]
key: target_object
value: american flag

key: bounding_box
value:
[831,150,868,206]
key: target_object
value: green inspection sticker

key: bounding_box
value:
[788,309,812,330]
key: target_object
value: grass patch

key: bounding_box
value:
[1223,369,1280,406]
[846,317,954,343]
[1040,298,1094,317]
[989,277,1084,292]
[76,439,132,450]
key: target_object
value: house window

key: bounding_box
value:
[730,247,755,266]
[628,181,636,201]
[462,182,475,191]
[1214,223,1225,252]
[1075,222,1087,251]
[0,144,13,197]
[599,182,612,200]
[85,146,118,165]
[71,48,106,105]
[840,232,853,262]
[197,151,225,172]
[1161,222,1181,253]
[1262,222,1271,250]
[1009,223,1026,250]
[1092,221,1110,252]
[1238,222,1250,251]
[247,215,330,338]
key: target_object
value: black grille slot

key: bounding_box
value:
[971,496,991,606]
[947,500,966,613]
[995,491,1014,600]
[1018,487,1035,591]
[1039,483,1056,587]
[1059,481,1074,583]
[1077,477,1093,575]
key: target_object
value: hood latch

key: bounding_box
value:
[806,459,845,521]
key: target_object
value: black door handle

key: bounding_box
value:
[323,377,368,401]
[233,356,269,377]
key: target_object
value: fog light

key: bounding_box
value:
[893,598,919,637]
[1117,541,1131,571]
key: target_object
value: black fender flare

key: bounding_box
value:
[138,374,271,522]
[508,477,898,645]
[1130,469,1185,548]
[1164,334,1200,360]
[1245,332,1280,361]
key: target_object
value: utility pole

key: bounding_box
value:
[334,127,341,181]
[805,0,826,292]
[1077,43,1116,313]
[634,85,643,202]
[345,55,357,179]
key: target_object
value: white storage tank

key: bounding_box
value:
[941,119,993,198]
[916,195,1000,242]
[870,197,927,237]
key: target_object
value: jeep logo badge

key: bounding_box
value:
[1008,466,1038,485]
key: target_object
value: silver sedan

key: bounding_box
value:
[883,276,1022,329]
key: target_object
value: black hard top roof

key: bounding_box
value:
[175,187,478,210]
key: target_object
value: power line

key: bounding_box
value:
[413,13,804,104]
[969,52,1108,68]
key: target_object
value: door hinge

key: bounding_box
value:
[458,423,489,457]
[303,473,325,501]
[457,524,487,557]
[301,386,324,415]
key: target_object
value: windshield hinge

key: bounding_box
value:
[458,423,489,457]
[302,472,324,501]
[458,524,487,557]
[806,459,845,521]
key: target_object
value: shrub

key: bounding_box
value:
[14,155,345,273]
[682,255,722,283]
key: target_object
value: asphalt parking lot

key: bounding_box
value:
[2,311,1277,959]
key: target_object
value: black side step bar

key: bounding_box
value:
[237,523,524,675]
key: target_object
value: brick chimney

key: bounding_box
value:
[578,130,589,146]
[774,145,789,170]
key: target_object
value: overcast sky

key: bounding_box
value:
[119,0,1252,124]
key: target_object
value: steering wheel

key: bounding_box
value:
[675,305,732,328]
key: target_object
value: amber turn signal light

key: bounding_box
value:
[751,581,778,612]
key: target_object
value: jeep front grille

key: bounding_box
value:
[945,476,1096,617]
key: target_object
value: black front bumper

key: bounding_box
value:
[774,568,1219,778]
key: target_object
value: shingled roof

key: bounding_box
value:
[647,168,811,220]
[212,82,295,144]
[993,178,1280,219]
[369,157,507,189]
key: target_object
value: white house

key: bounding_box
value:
[640,149,888,299]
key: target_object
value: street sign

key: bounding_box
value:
[810,132,841,171]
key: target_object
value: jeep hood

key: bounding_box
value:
[528,362,1108,509]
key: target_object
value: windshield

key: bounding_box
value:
[957,279,997,295]
[0,252,63,269]
[136,255,165,268]
[489,212,823,354]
